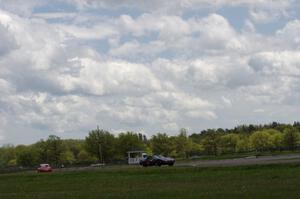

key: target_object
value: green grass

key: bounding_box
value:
[1,164,300,199]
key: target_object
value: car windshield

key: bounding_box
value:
[153,155,165,159]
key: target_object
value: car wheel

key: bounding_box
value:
[168,163,174,166]
[156,161,162,167]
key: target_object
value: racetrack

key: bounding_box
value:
[53,154,300,173]
[177,154,300,167]
[9,153,300,174]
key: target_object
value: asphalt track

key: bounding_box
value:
[177,154,300,167]
[17,154,300,174]
[55,154,300,172]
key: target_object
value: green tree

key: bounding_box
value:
[189,133,204,144]
[61,150,75,165]
[85,128,116,163]
[44,135,65,166]
[283,127,300,150]
[219,133,239,153]
[201,130,220,155]
[29,135,64,166]
[0,144,16,167]
[117,132,146,158]
[32,139,48,164]
[77,149,95,163]
[265,129,283,149]
[173,129,193,158]
[190,142,204,156]
[249,130,272,151]
[16,145,39,167]
[236,136,250,152]
[63,139,85,160]
[150,133,173,156]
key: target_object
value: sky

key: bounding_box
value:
[1,0,300,145]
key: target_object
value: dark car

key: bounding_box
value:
[139,155,175,167]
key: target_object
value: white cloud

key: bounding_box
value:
[109,40,165,58]
[0,12,18,56]
[33,12,77,20]
[57,23,118,40]
[253,109,265,113]
[67,58,162,96]
[222,96,232,107]
[249,51,300,76]
[249,0,292,23]
[152,56,253,90]
[276,20,300,48]
[113,14,240,56]
[0,0,43,16]
[162,122,179,132]
[66,0,294,17]
[1,0,300,144]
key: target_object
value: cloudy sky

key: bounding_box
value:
[1,0,300,145]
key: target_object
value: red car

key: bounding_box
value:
[37,164,52,172]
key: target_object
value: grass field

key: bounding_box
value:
[1,164,300,199]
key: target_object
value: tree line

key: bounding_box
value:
[1,122,300,168]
